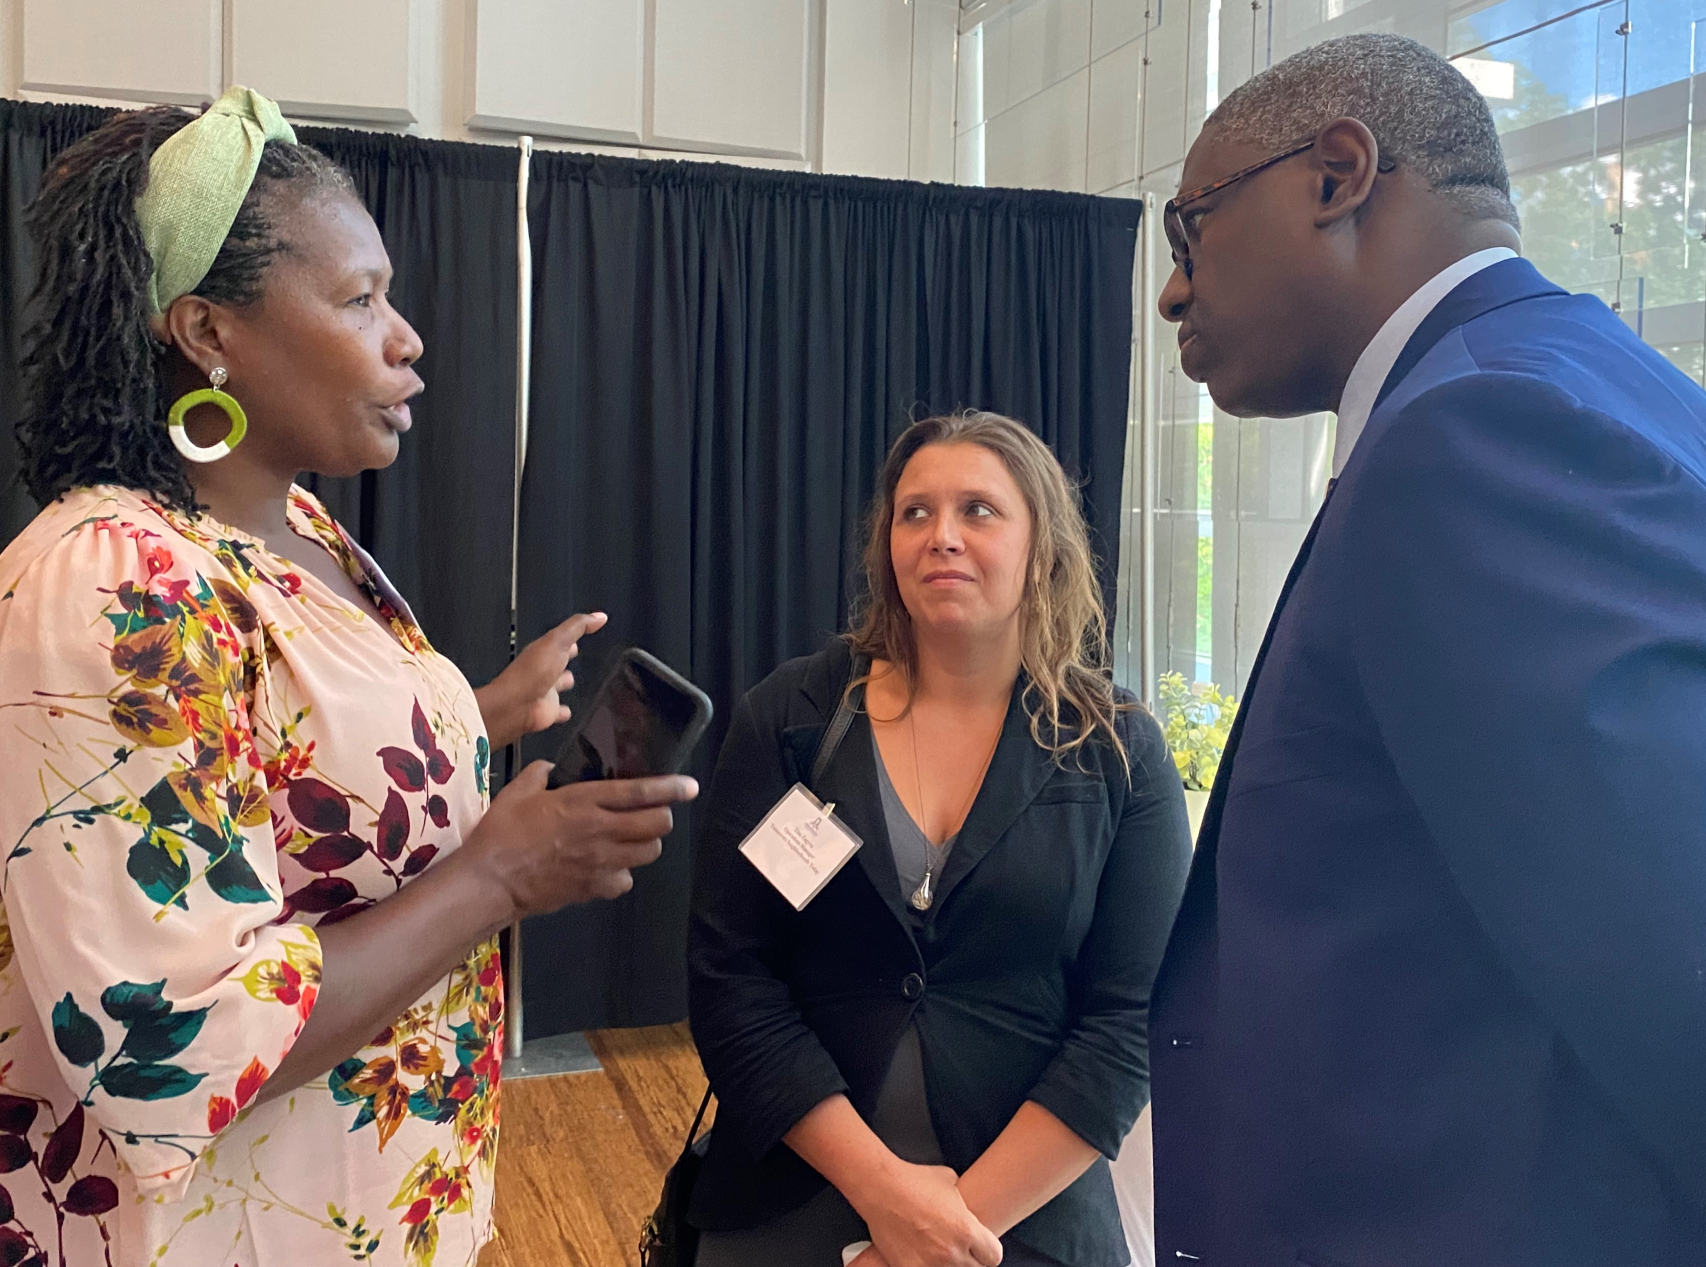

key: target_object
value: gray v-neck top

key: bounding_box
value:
[872,730,958,922]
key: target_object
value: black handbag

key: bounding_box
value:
[637,1085,713,1267]
[638,670,862,1267]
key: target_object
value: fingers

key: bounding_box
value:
[584,828,668,868]
[543,612,605,659]
[970,1224,1004,1266]
[516,613,605,689]
[588,869,635,901]
[587,775,700,811]
[506,760,554,795]
[584,837,664,901]
[604,807,676,843]
[528,694,572,732]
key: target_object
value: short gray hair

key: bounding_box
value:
[1206,33,1518,230]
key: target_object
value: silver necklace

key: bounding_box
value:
[906,708,998,912]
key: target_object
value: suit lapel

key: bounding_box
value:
[1193,478,1337,859]
[829,711,916,930]
[1372,257,1565,413]
[926,682,1053,919]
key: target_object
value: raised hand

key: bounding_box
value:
[474,612,605,750]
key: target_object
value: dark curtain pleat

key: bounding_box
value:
[514,155,1140,1035]
[0,100,116,545]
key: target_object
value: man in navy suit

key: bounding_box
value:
[1148,33,1706,1267]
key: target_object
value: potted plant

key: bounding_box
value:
[1158,671,1238,840]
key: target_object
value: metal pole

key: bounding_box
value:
[505,134,534,1064]
[1138,192,1159,707]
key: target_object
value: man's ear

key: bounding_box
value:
[162,295,235,380]
[1310,117,1380,229]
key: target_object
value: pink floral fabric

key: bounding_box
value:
[0,485,501,1266]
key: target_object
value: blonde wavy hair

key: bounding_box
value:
[845,411,1133,777]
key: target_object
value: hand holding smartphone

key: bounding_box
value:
[548,648,714,788]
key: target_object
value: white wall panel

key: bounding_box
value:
[6,0,933,171]
[21,0,219,105]
[1004,0,1091,108]
[466,0,645,142]
[1136,0,1191,178]
[1091,0,1147,61]
[822,0,914,179]
[1087,38,1141,193]
[0,0,17,99]
[652,0,812,158]
[230,0,415,123]
[985,66,1088,191]
[909,0,961,181]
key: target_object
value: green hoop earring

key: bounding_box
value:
[168,367,247,463]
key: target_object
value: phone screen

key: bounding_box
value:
[556,655,704,783]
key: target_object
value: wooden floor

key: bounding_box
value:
[478,1023,1157,1267]
[479,1023,713,1267]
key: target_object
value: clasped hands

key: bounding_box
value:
[846,1156,1003,1267]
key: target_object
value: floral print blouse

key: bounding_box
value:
[0,485,501,1267]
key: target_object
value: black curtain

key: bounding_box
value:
[0,103,515,687]
[514,155,1140,1034]
[1,103,1140,1038]
[0,101,114,546]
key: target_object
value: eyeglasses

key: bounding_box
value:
[1162,139,1395,279]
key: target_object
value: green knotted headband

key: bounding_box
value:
[136,85,296,315]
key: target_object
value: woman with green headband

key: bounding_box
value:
[0,89,695,1267]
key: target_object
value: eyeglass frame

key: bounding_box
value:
[1162,137,1396,279]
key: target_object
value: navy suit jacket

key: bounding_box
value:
[1150,258,1706,1267]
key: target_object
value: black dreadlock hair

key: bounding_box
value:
[17,104,356,512]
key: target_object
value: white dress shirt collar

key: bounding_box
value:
[1332,247,1517,476]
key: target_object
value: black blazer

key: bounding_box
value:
[687,641,1192,1266]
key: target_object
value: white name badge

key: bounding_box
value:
[738,783,862,911]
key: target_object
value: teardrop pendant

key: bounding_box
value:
[910,869,933,911]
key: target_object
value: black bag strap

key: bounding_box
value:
[678,1084,714,1159]
[678,656,865,1160]
[810,657,863,793]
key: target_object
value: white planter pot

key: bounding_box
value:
[1183,788,1211,843]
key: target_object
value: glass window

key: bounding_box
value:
[961,0,1706,706]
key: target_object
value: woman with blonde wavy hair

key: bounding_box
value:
[687,412,1193,1267]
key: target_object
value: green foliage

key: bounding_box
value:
[1160,671,1237,791]
[51,995,105,1068]
[54,983,210,1105]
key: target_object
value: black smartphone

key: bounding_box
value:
[547,648,714,789]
